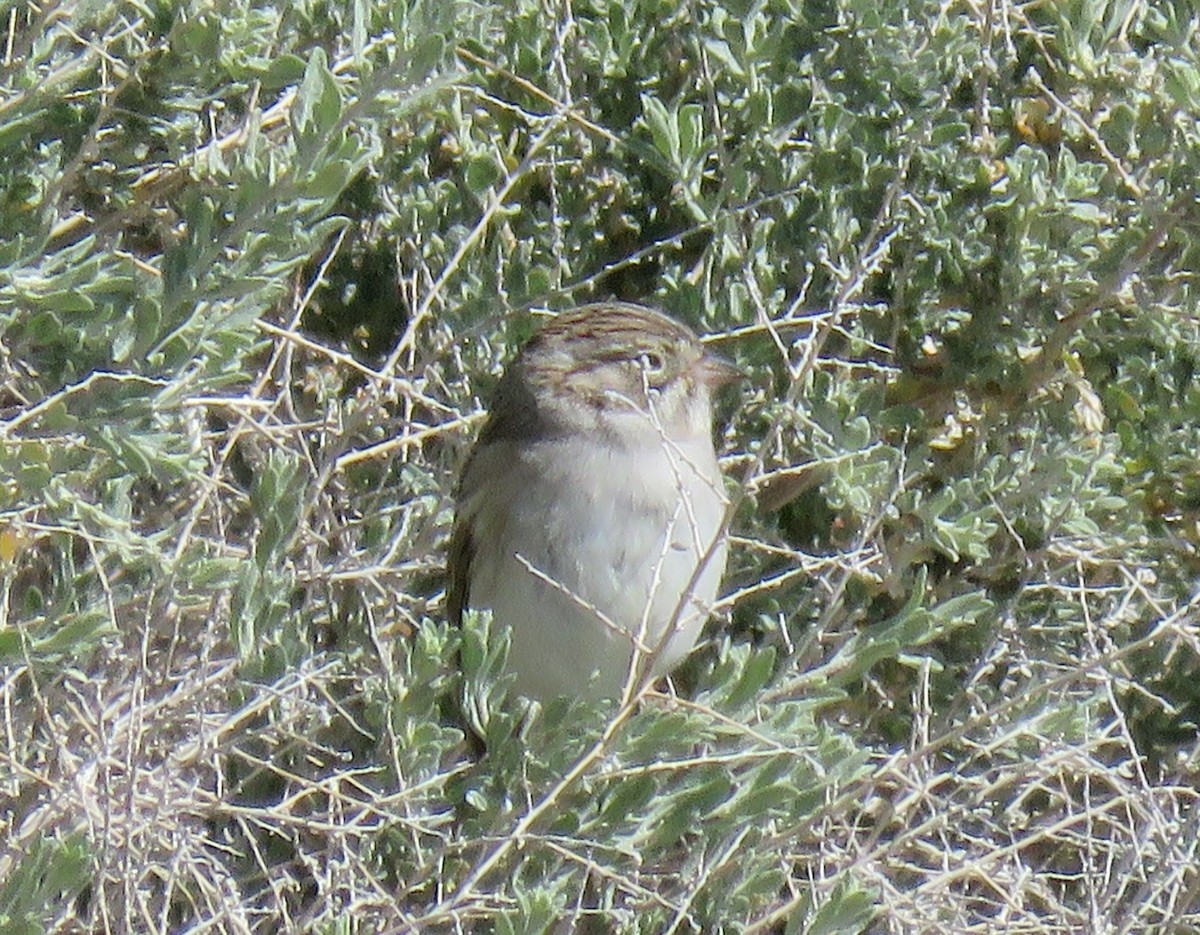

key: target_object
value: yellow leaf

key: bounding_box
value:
[0,528,21,563]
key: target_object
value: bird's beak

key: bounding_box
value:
[698,352,743,388]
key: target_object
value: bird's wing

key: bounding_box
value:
[446,512,474,627]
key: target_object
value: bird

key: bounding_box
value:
[448,302,737,702]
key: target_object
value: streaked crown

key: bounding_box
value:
[482,302,736,444]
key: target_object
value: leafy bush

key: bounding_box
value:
[2,0,1199,931]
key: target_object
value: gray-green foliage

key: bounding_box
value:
[2,0,1199,931]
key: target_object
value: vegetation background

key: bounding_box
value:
[2,0,1199,931]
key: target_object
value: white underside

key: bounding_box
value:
[462,430,727,701]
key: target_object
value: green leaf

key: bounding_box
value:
[294,47,341,138]
[642,93,677,162]
[677,102,705,163]
[596,773,658,827]
[723,645,776,709]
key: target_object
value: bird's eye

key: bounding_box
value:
[638,351,666,375]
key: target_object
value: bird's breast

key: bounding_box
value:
[463,432,727,699]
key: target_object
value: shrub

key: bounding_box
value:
[2,0,1198,931]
